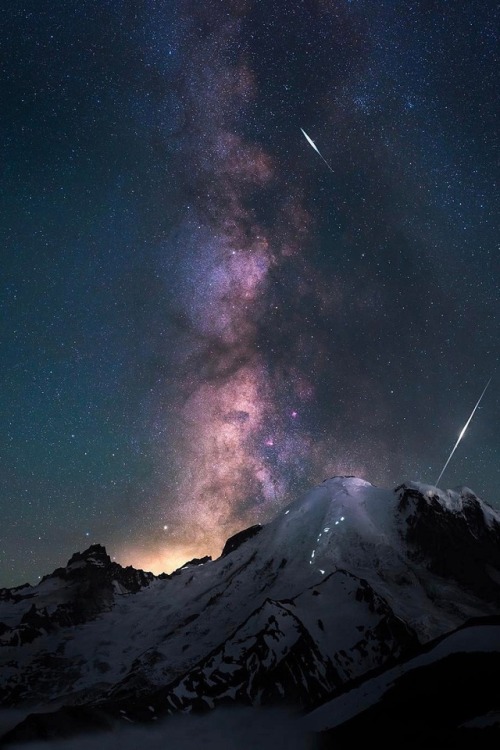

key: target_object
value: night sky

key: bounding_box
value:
[1,1,498,586]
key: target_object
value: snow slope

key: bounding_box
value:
[1,477,499,743]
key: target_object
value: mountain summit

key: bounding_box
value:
[1,477,499,744]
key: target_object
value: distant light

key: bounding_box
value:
[340,516,345,521]
[163,525,168,530]
[335,521,339,525]
[291,411,298,418]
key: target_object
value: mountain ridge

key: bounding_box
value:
[1,476,499,745]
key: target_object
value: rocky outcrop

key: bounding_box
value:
[396,484,500,603]
[221,524,263,557]
[0,545,155,650]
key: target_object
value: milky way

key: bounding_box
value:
[1,1,498,584]
[132,7,314,568]
[129,3,385,570]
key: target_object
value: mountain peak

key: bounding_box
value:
[1,475,500,735]
[67,544,111,569]
[395,481,500,604]
[395,481,499,524]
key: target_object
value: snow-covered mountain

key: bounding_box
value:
[0,545,155,649]
[1,477,499,745]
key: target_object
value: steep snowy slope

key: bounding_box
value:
[127,570,418,717]
[1,476,499,741]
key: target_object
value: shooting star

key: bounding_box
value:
[435,377,492,487]
[300,128,335,174]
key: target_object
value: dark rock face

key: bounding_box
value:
[0,545,155,650]
[54,544,155,595]
[396,485,500,603]
[221,524,263,557]
[0,583,31,603]
[18,605,53,644]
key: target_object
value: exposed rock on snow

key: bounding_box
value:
[1,477,499,744]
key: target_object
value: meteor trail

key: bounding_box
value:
[435,378,492,487]
[300,128,335,174]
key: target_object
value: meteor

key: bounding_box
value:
[300,128,335,174]
[435,378,492,487]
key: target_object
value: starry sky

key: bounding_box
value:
[1,1,498,586]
